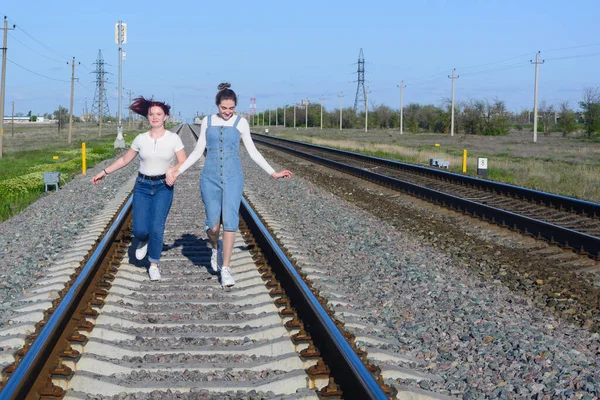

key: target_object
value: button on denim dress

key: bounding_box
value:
[200,115,244,231]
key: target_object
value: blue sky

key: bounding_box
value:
[1,0,599,123]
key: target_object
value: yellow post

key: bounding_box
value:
[462,149,467,173]
[82,142,87,175]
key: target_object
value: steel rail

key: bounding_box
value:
[252,136,600,257]
[240,198,388,400]
[0,196,133,400]
[253,133,600,219]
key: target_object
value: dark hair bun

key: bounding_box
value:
[218,82,231,91]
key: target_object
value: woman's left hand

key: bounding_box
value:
[271,170,293,179]
[166,167,179,186]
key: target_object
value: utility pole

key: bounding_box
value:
[531,51,544,143]
[305,98,308,129]
[319,95,324,129]
[397,81,405,135]
[114,21,127,148]
[11,100,14,137]
[128,90,132,130]
[449,69,459,137]
[365,87,369,133]
[68,57,80,145]
[0,16,16,159]
[339,92,344,130]
[293,101,296,128]
[268,108,271,126]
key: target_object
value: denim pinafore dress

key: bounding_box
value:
[200,115,244,231]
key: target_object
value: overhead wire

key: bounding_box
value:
[7,58,70,82]
[8,32,67,64]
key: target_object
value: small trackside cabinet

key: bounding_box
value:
[44,172,61,192]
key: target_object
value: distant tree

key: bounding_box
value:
[53,105,69,132]
[514,109,530,133]
[460,99,485,134]
[418,104,446,133]
[538,101,556,135]
[372,104,396,128]
[579,87,600,138]
[403,103,421,133]
[557,102,577,137]
[482,99,511,136]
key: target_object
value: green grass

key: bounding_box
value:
[0,122,181,222]
[0,134,133,222]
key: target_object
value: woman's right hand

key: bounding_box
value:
[271,170,293,179]
[91,170,108,185]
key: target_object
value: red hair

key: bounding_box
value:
[130,96,171,116]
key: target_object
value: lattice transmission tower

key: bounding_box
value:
[353,48,366,113]
[91,50,111,120]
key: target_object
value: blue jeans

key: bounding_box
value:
[132,176,174,264]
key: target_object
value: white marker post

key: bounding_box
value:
[477,158,488,178]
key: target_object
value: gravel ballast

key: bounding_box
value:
[240,144,600,399]
[1,129,599,399]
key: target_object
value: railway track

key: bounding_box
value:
[0,125,451,399]
[251,134,600,262]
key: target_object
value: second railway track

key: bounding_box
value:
[252,134,600,260]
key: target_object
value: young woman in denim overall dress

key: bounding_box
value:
[170,83,292,287]
[92,97,187,281]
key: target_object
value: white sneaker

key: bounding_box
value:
[220,266,235,287]
[148,264,161,281]
[135,240,148,260]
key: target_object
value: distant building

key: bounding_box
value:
[3,116,46,123]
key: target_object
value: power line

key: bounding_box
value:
[460,61,529,78]
[7,58,70,82]
[455,52,532,71]
[13,24,71,60]
[76,80,94,92]
[8,32,66,63]
[541,42,600,53]
[544,51,600,61]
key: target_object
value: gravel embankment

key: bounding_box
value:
[0,156,138,320]
[240,146,600,399]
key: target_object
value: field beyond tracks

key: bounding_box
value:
[262,126,600,203]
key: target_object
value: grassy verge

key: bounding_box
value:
[0,136,127,222]
[0,122,181,223]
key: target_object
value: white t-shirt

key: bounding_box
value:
[131,130,184,176]
[178,115,275,176]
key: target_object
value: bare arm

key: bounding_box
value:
[175,118,207,175]
[91,148,138,184]
[166,148,187,186]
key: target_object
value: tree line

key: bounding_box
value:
[251,87,600,137]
